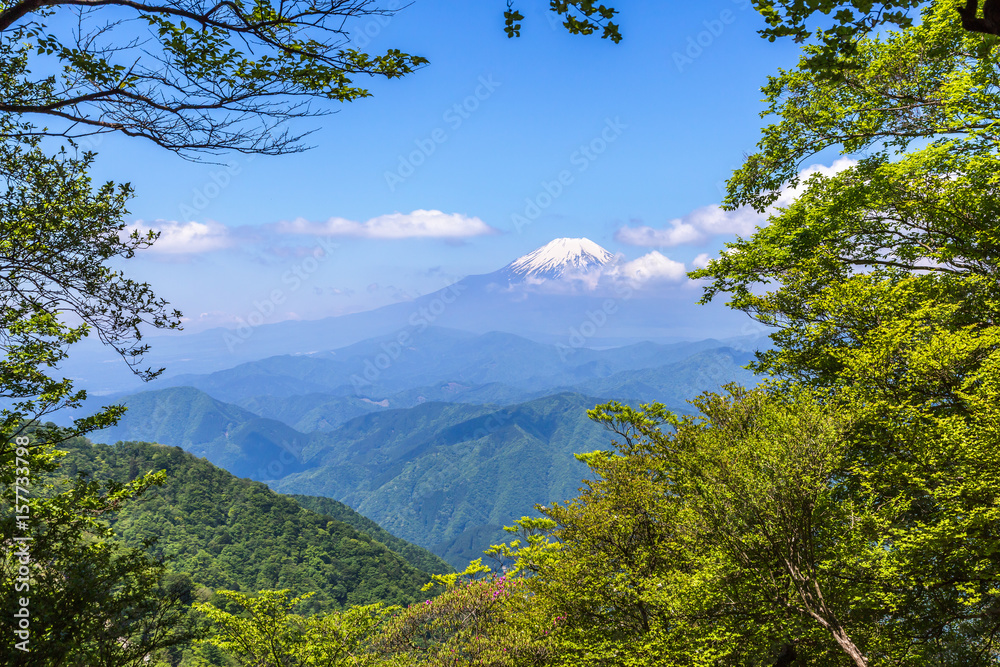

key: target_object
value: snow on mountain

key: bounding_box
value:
[500,238,615,282]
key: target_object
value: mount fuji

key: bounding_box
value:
[499,238,614,282]
[63,238,751,393]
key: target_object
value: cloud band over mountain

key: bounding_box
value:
[615,158,856,248]
[276,210,497,239]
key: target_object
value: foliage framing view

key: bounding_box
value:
[6,0,1000,666]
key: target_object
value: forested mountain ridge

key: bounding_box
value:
[92,388,615,567]
[227,346,757,433]
[288,494,450,576]
[53,438,448,613]
[90,386,315,480]
[272,392,613,566]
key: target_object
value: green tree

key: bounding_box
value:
[194,567,560,667]
[500,379,1000,664]
[0,0,621,156]
[500,388,889,665]
[747,0,999,72]
[194,589,395,667]
[0,129,181,442]
[0,431,201,665]
[0,0,427,155]
[504,1,621,42]
[368,562,553,667]
[725,1,1000,213]
[0,34,194,664]
[688,0,1000,662]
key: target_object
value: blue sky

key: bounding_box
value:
[87,1,815,334]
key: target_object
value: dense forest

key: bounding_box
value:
[6,0,1000,665]
[2,436,448,663]
[55,438,451,607]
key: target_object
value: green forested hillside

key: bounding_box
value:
[273,393,610,567]
[54,438,440,612]
[89,388,635,567]
[288,494,451,575]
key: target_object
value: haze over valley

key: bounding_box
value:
[69,238,760,568]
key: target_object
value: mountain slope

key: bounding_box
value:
[235,382,533,432]
[561,347,759,404]
[272,393,610,567]
[500,237,614,281]
[54,438,443,612]
[90,386,613,568]
[288,494,451,576]
[236,393,389,432]
[149,328,745,405]
[61,239,751,394]
[92,386,313,480]
[88,338,760,568]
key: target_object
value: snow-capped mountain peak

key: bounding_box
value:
[502,238,614,281]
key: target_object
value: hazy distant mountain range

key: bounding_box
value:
[89,329,757,566]
[71,238,766,568]
[64,238,754,394]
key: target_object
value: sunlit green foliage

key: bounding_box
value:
[727,1,1000,212]
[195,589,395,667]
[0,38,190,664]
[0,104,181,448]
[195,563,556,667]
[495,389,865,665]
[680,0,1000,662]
[0,433,199,665]
[55,438,440,614]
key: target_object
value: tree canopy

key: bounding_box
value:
[17,1,1000,665]
[0,0,428,155]
[685,0,1000,661]
[504,1,621,42]
[0,0,624,157]
[748,0,999,72]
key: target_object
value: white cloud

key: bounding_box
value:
[692,253,712,269]
[615,158,857,248]
[499,249,690,296]
[615,219,701,247]
[277,209,497,239]
[124,220,233,254]
[618,251,688,285]
[774,157,857,208]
